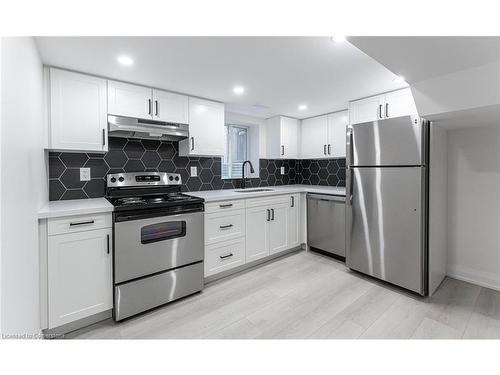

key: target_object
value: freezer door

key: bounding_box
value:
[350,115,424,166]
[346,166,425,294]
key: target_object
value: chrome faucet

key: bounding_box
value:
[241,160,255,189]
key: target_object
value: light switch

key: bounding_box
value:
[80,168,91,181]
[190,166,198,177]
[280,166,285,175]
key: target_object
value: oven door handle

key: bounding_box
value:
[114,205,204,222]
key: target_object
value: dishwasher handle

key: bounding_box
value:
[306,193,345,203]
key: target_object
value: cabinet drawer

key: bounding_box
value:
[48,213,112,236]
[205,210,245,245]
[205,199,245,214]
[205,238,245,277]
[245,194,290,208]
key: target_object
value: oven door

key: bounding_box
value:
[114,210,204,284]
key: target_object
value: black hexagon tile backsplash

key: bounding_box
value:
[48,137,346,200]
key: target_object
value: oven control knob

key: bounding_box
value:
[175,176,180,181]
[169,176,174,181]
[110,177,116,183]
[118,176,124,182]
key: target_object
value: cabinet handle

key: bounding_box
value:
[69,220,94,227]
[291,196,294,207]
[323,144,327,155]
[191,137,195,151]
[219,203,233,208]
[281,145,284,156]
[271,208,275,221]
[148,99,152,115]
[266,209,270,221]
[378,104,383,119]
[385,103,389,118]
[106,234,110,254]
[102,129,106,146]
[219,224,233,229]
[328,144,331,155]
[220,253,234,260]
[155,100,159,116]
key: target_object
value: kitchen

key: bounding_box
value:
[1,21,500,373]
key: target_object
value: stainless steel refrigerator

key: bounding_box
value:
[346,115,446,296]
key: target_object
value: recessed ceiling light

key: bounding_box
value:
[233,86,245,95]
[298,104,308,111]
[393,75,406,83]
[117,55,134,66]
[331,35,347,43]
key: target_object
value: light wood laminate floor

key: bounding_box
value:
[67,251,500,339]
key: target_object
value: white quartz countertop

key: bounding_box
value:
[186,184,346,202]
[38,198,114,219]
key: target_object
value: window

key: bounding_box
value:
[222,125,248,179]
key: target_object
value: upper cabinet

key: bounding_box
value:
[349,87,417,125]
[266,116,300,159]
[178,97,225,157]
[107,80,189,124]
[300,110,347,159]
[48,68,108,152]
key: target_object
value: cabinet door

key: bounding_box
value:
[301,116,328,159]
[327,111,348,158]
[281,117,299,158]
[179,97,225,156]
[269,203,289,255]
[245,206,270,262]
[287,194,301,248]
[152,89,189,124]
[107,80,152,119]
[384,88,418,119]
[48,228,112,328]
[349,95,384,125]
[49,69,107,152]
[265,116,282,159]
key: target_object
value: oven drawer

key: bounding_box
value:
[205,209,245,245]
[48,213,112,235]
[205,237,245,277]
[205,199,245,214]
[114,211,204,284]
[114,262,204,321]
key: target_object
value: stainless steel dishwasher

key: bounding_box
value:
[307,193,346,258]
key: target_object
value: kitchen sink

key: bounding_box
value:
[235,188,274,193]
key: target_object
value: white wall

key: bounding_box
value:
[1,37,47,335]
[447,124,500,290]
[225,112,267,178]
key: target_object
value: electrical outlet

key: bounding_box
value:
[280,166,285,175]
[80,168,91,181]
[190,166,198,177]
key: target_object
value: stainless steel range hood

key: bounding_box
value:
[108,115,189,141]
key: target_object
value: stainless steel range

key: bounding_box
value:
[106,172,205,321]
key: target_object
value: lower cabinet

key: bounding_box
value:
[245,206,271,262]
[205,237,246,277]
[44,213,113,329]
[287,194,301,248]
[268,203,289,255]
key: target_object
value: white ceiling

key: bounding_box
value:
[348,36,500,83]
[35,36,407,119]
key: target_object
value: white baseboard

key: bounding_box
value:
[447,264,500,292]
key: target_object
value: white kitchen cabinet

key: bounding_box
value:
[383,88,418,119]
[107,80,153,120]
[300,115,328,158]
[299,110,347,159]
[287,194,301,248]
[245,206,270,262]
[327,111,348,158]
[107,81,190,124]
[349,87,417,125]
[152,89,189,124]
[47,227,112,328]
[266,116,300,159]
[269,203,288,255]
[179,97,225,157]
[49,68,108,152]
